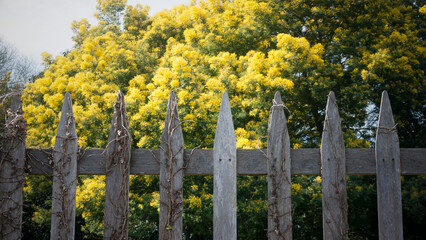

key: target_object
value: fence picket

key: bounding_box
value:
[267,91,292,239]
[104,91,131,239]
[50,93,78,240]
[375,91,403,240]
[320,91,348,239]
[213,92,237,240]
[0,94,26,239]
[159,92,184,240]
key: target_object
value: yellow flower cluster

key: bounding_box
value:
[76,176,105,220]
[149,191,160,212]
[23,26,145,147]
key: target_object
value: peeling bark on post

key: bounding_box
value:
[51,93,78,240]
[104,91,131,240]
[375,91,403,240]
[267,91,292,240]
[320,91,348,240]
[213,92,237,240]
[0,94,26,239]
[159,92,184,240]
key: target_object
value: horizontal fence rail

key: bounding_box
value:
[1,90,425,240]
[25,148,426,176]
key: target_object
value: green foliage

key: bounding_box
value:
[401,176,426,239]
[124,4,150,37]
[291,176,322,239]
[346,176,379,239]
[95,0,127,26]
[22,176,52,240]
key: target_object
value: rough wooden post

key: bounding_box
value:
[213,92,237,240]
[159,92,184,240]
[320,91,348,240]
[375,90,403,240]
[267,91,292,239]
[0,94,26,239]
[104,91,131,239]
[51,93,78,240]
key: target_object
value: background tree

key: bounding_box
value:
[21,0,425,239]
[0,37,38,138]
[0,38,38,88]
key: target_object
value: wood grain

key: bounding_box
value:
[25,148,426,175]
[213,92,237,240]
[375,91,403,240]
[321,92,348,240]
[159,92,184,240]
[0,94,26,239]
[50,93,78,240]
[267,92,292,239]
[104,91,131,239]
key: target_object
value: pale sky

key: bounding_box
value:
[0,0,189,68]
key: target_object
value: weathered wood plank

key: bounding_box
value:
[375,91,403,240]
[400,148,426,175]
[104,91,131,239]
[50,93,78,240]
[0,94,26,239]
[213,92,237,240]
[321,91,348,240]
[267,91,292,239]
[159,92,184,240]
[26,148,426,175]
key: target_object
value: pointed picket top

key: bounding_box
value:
[268,91,287,125]
[104,91,131,239]
[56,92,77,139]
[214,91,236,146]
[321,91,348,240]
[214,91,237,240]
[51,92,78,240]
[322,91,344,147]
[159,91,184,240]
[105,91,130,157]
[323,91,340,129]
[376,90,403,240]
[161,91,183,144]
[267,91,292,239]
[377,91,398,135]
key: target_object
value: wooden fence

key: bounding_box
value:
[0,90,425,240]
